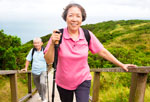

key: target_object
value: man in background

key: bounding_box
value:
[21,37,47,102]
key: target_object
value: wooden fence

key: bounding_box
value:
[90,66,150,102]
[0,66,150,102]
[0,70,36,102]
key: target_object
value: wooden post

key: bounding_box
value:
[92,72,100,102]
[10,74,18,102]
[28,73,32,97]
[129,73,138,102]
[129,73,148,102]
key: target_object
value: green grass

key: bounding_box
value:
[144,86,150,102]
[99,86,129,102]
[0,76,11,102]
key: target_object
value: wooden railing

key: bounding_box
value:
[90,66,150,102]
[1,66,150,102]
[0,70,36,102]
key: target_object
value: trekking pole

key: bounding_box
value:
[52,30,62,102]
[47,70,50,102]
[52,44,59,102]
[52,69,56,102]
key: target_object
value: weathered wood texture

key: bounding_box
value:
[92,72,100,102]
[10,74,18,102]
[129,73,148,102]
[90,66,150,73]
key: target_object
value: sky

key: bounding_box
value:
[0,0,150,44]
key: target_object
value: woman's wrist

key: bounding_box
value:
[50,40,55,46]
[119,63,125,69]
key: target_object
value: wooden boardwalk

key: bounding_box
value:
[27,69,75,102]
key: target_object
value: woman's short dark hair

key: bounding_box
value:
[62,3,86,22]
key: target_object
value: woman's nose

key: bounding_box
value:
[71,16,77,21]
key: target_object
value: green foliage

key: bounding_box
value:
[88,47,150,69]
[85,20,150,69]
[41,33,51,44]
[0,30,22,70]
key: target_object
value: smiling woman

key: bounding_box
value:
[44,3,137,102]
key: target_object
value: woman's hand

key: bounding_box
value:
[121,64,137,72]
[51,30,62,45]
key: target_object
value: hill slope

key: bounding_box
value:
[82,20,150,68]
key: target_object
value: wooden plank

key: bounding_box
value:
[129,73,148,102]
[28,73,32,96]
[90,66,150,73]
[19,93,32,102]
[129,73,138,102]
[20,88,37,102]
[17,70,31,74]
[0,70,17,75]
[0,70,31,75]
[134,73,148,102]
[10,74,18,102]
[92,72,100,102]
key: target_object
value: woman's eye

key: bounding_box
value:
[68,14,72,17]
[77,15,81,18]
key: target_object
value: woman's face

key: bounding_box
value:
[66,6,82,32]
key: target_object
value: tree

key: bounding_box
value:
[0,30,21,70]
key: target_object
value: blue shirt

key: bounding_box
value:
[26,48,47,75]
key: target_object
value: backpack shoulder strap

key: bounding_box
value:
[42,46,45,52]
[58,28,91,46]
[31,48,36,66]
[31,48,36,58]
[32,47,44,58]
[82,28,91,46]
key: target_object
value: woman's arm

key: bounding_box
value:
[44,30,61,64]
[97,48,136,71]
[44,43,55,64]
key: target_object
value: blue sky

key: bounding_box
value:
[0,0,150,44]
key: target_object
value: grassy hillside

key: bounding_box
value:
[82,20,150,68]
